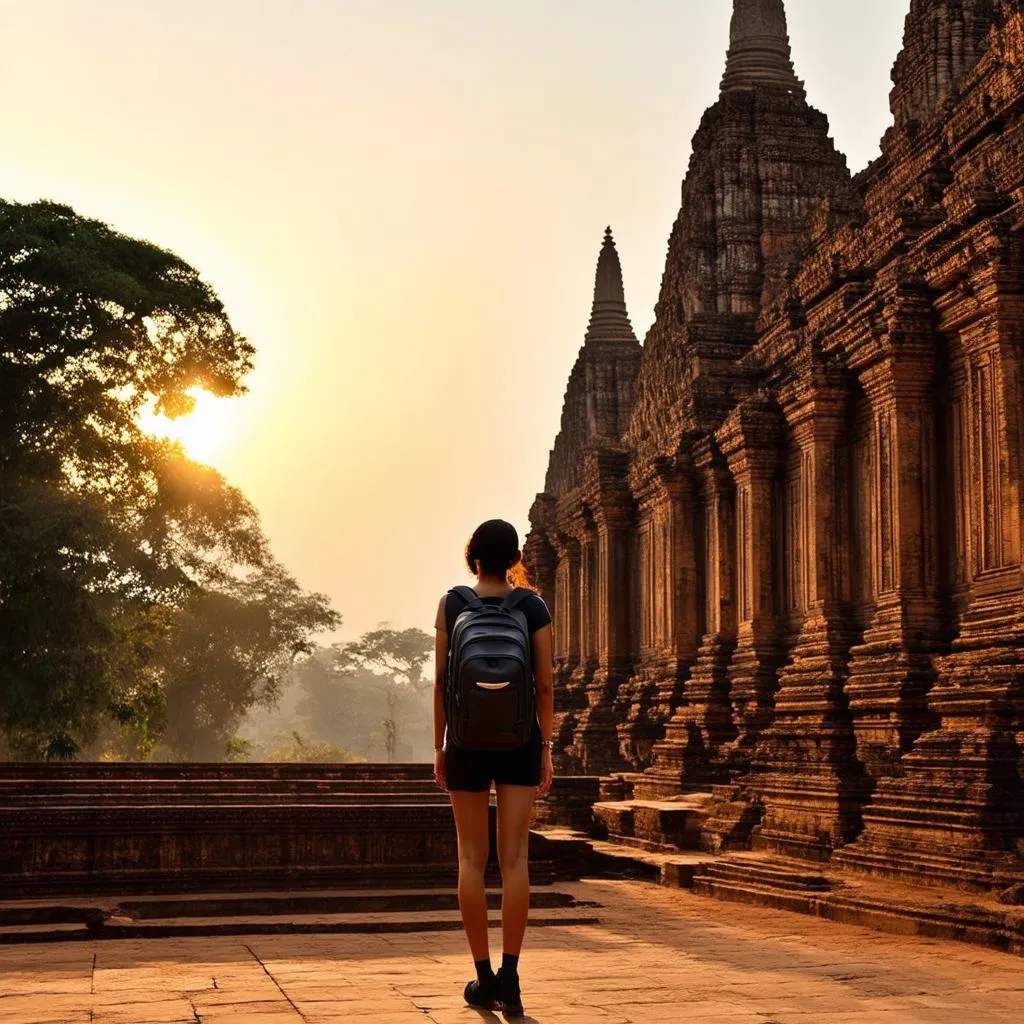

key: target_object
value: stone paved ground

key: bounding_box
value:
[1,879,1021,1024]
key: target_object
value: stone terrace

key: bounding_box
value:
[1,879,1022,1024]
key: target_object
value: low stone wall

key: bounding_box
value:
[0,762,580,897]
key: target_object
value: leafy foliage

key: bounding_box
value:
[239,628,435,763]
[261,731,365,764]
[0,200,338,759]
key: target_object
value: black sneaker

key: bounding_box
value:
[464,976,498,1010]
[496,967,524,1017]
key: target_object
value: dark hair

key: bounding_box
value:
[465,519,534,589]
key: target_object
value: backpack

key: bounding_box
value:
[445,586,535,751]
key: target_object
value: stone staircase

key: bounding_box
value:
[0,762,445,805]
[0,887,602,944]
[693,854,836,912]
[0,762,573,897]
[691,853,1024,956]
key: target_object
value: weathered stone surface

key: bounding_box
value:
[4,879,1024,1021]
[526,0,1024,892]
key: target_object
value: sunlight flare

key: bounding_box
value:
[138,387,245,467]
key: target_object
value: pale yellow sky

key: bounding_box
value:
[0,0,908,639]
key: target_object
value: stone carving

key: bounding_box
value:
[528,0,1024,890]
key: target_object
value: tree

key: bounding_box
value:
[290,627,434,762]
[346,627,433,692]
[0,200,338,758]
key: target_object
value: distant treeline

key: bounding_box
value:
[238,627,435,764]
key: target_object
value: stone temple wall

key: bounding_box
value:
[526,0,1024,889]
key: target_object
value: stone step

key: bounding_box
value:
[593,797,713,852]
[0,764,437,782]
[532,825,712,889]
[692,876,1024,957]
[0,906,601,944]
[2,860,559,897]
[112,888,580,920]
[0,922,91,944]
[697,857,833,892]
[692,876,818,914]
[699,792,763,853]
[709,784,742,801]
[0,887,589,931]
[598,774,634,802]
[0,793,448,807]
[0,784,443,800]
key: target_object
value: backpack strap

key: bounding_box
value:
[499,588,533,614]
[449,585,485,611]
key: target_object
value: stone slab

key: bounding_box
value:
[1,879,1023,1022]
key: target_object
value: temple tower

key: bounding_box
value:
[525,228,641,773]
[621,0,854,783]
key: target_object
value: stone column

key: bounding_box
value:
[576,516,600,681]
[549,530,585,773]
[719,400,784,760]
[636,439,737,797]
[837,244,1024,885]
[842,294,944,786]
[571,479,635,774]
[752,375,868,861]
[617,457,700,769]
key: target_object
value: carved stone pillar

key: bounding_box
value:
[636,439,737,797]
[751,373,868,860]
[549,529,585,773]
[616,457,700,769]
[719,399,784,760]
[843,296,945,786]
[837,247,1024,885]
[571,461,635,774]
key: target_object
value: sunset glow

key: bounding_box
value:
[0,0,908,638]
[138,389,247,468]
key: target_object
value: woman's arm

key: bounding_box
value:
[532,624,554,796]
[433,596,448,789]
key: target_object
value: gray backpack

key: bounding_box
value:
[445,587,535,750]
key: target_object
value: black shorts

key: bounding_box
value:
[445,722,542,792]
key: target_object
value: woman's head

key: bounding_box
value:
[465,519,533,588]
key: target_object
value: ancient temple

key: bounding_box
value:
[527,0,1024,890]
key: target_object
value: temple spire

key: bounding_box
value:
[586,227,636,343]
[720,0,805,98]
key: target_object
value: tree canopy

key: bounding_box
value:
[0,199,338,759]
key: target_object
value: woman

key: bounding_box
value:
[433,518,554,1017]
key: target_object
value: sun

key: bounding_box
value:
[138,387,244,467]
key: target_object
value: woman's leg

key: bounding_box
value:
[449,789,493,961]
[494,783,536,956]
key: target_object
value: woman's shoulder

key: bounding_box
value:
[521,590,551,629]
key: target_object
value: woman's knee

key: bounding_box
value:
[458,843,489,876]
[497,835,528,873]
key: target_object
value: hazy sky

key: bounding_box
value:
[1,0,908,640]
